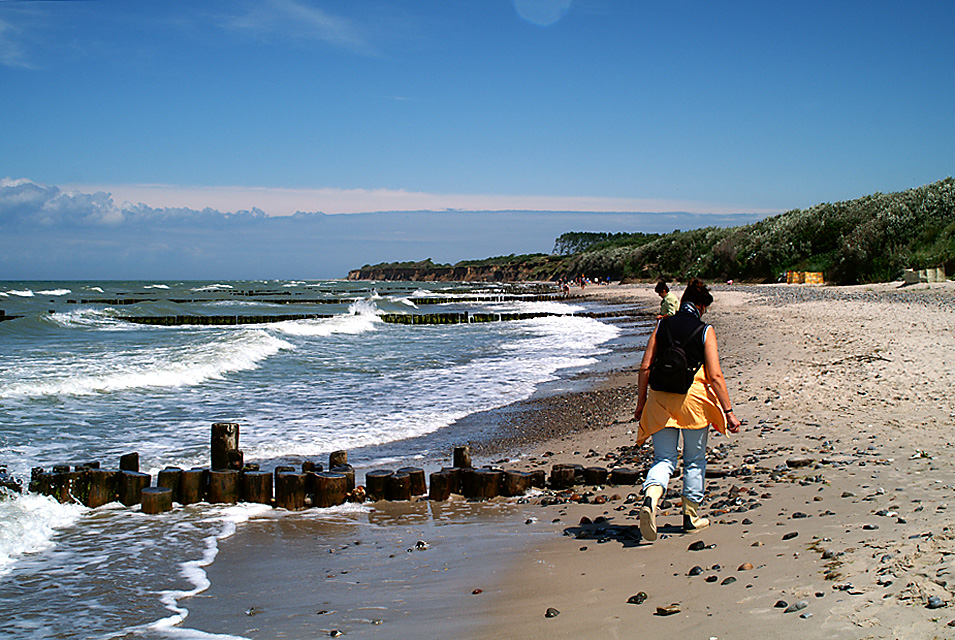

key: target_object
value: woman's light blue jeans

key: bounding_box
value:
[642,427,708,504]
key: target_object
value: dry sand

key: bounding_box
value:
[480,281,955,639]
[181,281,955,640]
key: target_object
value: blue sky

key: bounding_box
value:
[1,0,953,279]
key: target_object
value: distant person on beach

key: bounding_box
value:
[633,278,742,541]
[655,281,679,318]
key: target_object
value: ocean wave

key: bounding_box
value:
[144,284,171,290]
[247,314,620,459]
[36,289,71,296]
[0,491,86,578]
[271,303,380,337]
[485,299,586,314]
[0,329,292,398]
[190,284,233,292]
[46,307,135,331]
[5,289,35,297]
[394,297,419,308]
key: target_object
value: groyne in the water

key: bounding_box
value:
[117,307,643,326]
[9,424,652,513]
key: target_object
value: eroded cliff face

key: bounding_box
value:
[347,264,549,282]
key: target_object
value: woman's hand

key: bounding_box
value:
[633,402,644,423]
[725,411,742,433]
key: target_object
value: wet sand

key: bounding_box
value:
[181,281,955,639]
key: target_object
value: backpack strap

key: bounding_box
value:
[658,317,705,351]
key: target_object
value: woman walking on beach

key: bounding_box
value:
[633,279,741,541]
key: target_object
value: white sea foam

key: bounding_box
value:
[0,329,292,398]
[270,300,380,337]
[0,491,86,577]
[190,284,233,292]
[46,307,134,331]
[144,284,171,290]
[486,299,587,314]
[6,289,35,297]
[36,288,71,296]
[248,314,620,460]
[148,504,269,638]
[271,313,379,337]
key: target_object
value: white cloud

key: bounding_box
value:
[223,0,372,54]
[0,177,772,279]
[64,182,780,217]
[0,11,39,69]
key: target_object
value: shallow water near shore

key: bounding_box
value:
[0,279,645,639]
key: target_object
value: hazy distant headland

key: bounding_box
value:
[349,178,955,285]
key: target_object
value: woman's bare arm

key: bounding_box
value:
[702,329,741,432]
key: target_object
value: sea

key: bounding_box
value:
[0,279,642,639]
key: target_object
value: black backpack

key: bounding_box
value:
[648,319,705,394]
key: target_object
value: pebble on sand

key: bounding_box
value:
[787,457,814,468]
[545,607,561,618]
[627,592,648,605]
[656,604,681,616]
[785,600,809,613]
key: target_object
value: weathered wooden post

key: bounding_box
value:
[584,466,609,485]
[461,468,502,500]
[275,471,306,510]
[453,446,472,468]
[87,469,120,508]
[609,467,640,485]
[302,460,323,473]
[386,471,412,501]
[502,470,532,496]
[365,470,393,501]
[528,469,546,488]
[331,465,355,493]
[52,469,84,504]
[179,468,208,505]
[119,470,151,506]
[208,470,240,504]
[141,487,173,514]
[549,464,577,490]
[119,453,139,472]
[240,470,273,504]
[312,472,348,507]
[396,467,427,496]
[429,469,454,501]
[329,450,348,468]
[0,468,23,495]
[157,467,183,503]
[273,465,295,483]
[211,422,239,471]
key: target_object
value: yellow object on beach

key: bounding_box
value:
[637,368,728,446]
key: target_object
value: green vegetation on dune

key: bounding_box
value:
[355,178,955,284]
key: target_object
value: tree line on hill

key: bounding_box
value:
[356,178,955,285]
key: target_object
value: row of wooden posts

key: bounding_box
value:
[119,311,559,327]
[17,423,643,514]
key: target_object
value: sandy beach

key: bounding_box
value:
[183,281,955,640]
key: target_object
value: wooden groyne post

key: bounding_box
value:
[17,428,647,514]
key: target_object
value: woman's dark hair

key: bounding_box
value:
[654,281,669,294]
[680,278,713,308]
